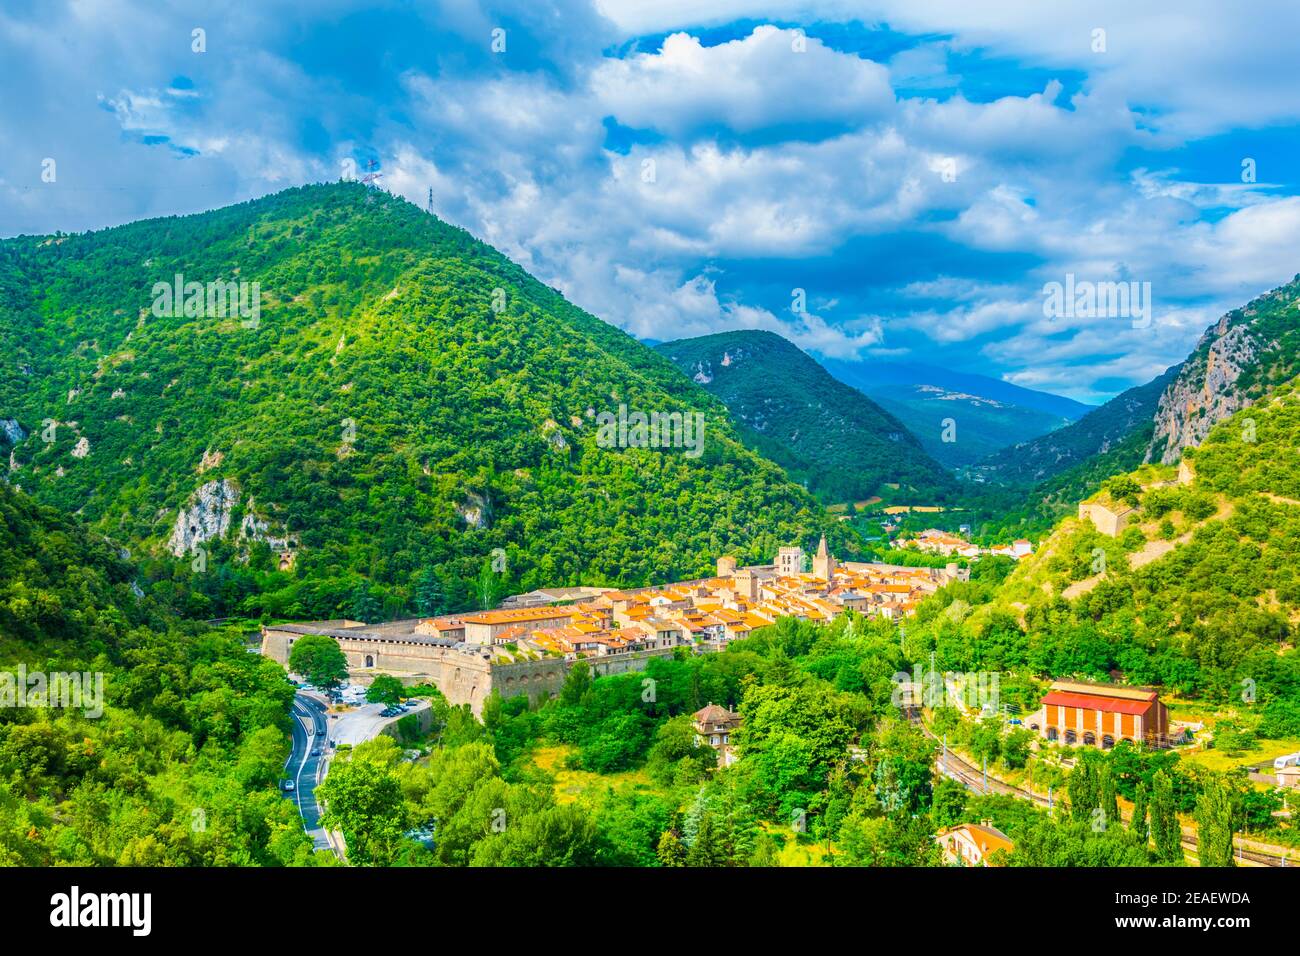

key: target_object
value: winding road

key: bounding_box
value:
[284,690,432,861]
[286,692,336,855]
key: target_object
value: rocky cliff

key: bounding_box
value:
[1146,275,1300,464]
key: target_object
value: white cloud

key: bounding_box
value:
[593,25,894,136]
[5,3,1300,403]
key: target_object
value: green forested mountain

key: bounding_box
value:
[0,183,848,620]
[0,480,311,865]
[655,330,956,503]
[920,388,1300,719]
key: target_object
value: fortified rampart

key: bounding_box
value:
[261,621,674,716]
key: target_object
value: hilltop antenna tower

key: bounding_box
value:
[360,159,383,203]
[359,159,383,186]
[426,187,434,213]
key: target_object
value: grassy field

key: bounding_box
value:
[1167,700,1300,776]
[529,744,662,805]
[1178,736,1300,775]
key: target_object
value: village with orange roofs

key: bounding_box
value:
[263,536,980,715]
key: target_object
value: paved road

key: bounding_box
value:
[331,698,430,747]
[286,692,334,854]
[284,692,431,860]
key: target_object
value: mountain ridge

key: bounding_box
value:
[0,182,851,619]
[822,357,1093,421]
[656,329,957,503]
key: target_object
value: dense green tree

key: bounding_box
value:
[931,778,968,829]
[1000,727,1034,770]
[1099,764,1119,831]
[1067,761,1098,824]
[365,675,405,706]
[316,738,409,866]
[1129,781,1149,839]
[656,830,687,867]
[1150,770,1184,864]
[1194,773,1237,867]
[349,582,382,624]
[559,660,591,707]
[287,634,349,693]
[686,812,734,867]
[413,566,445,616]
[734,680,856,816]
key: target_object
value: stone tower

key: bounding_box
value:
[775,545,804,577]
[734,568,758,601]
[813,534,836,581]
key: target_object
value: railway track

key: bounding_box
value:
[921,720,1291,867]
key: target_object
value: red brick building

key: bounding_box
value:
[1033,680,1169,749]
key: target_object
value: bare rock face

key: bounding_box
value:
[1148,316,1261,464]
[237,496,294,550]
[0,418,25,445]
[457,491,492,529]
[541,419,568,451]
[167,478,240,556]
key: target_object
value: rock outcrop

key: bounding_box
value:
[238,496,294,551]
[167,478,240,556]
[0,418,25,445]
[457,491,492,529]
[1147,315,1262,464]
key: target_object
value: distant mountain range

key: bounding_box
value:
[823,359,1093,420]
[821,359,1089,469]
[974,273,1300,495]
[656,330,957,503]
[973,365,1181,486]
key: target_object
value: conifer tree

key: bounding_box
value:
[1099,763,1119,830]
[1150,770,1183,863]
[1194,773,1237,867]
[1129,780,1149,838]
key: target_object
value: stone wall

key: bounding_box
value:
[380,705,434,744]
[261,624,674,717]
[589,646,676,677]
[261,625,496,713]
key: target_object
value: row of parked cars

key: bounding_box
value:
[380,701,412,719]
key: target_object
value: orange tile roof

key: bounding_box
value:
[462,607,575,625]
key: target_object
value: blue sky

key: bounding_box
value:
[4,1,1300,403]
